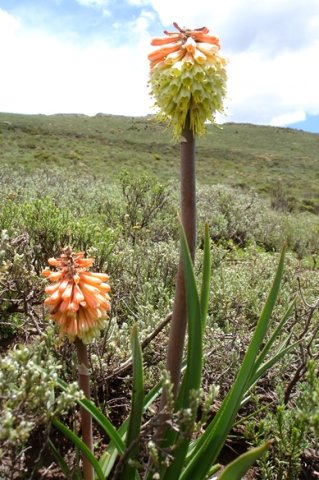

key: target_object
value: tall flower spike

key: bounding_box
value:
[148,22,227,138]
[42,247,111,343]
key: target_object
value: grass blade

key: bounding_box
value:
[121,324,144,480]
[218,441,272,480]
[52,419,105,480]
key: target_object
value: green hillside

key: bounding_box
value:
[1,112,318,211]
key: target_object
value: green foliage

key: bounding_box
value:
[244,361,319,479]
[0,229,44,338]
[0,160,318,478]
[1,113,319,210]
[0,330,83,478]
[53,228,298,480]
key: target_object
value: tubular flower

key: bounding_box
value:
[42,247,111,343]
[148,22,227,138]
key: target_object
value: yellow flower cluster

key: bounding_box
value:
[42,247,110,343]
[148,23,227,138]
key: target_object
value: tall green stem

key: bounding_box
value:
[75,338,94,480]
[166,113,196,398]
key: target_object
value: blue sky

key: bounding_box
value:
[1,0,319,133]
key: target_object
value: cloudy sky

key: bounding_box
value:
[1,0,319,132]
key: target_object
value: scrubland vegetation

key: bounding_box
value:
[0,113,319,479]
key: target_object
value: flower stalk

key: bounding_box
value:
[166,112,196,397]
[149,22,227,399]
[75,338,94,480]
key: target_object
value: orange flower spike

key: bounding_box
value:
[148,22,227,137]
[42,246,111,343]
[68,301,80,312]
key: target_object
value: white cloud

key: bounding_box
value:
[75,0,111,16]
[137,0,319,127]
[270,111,306,127]
[0,8,152,116]
[1,2,319,130]
[76,0,110,6]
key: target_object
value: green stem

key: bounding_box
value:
[75,338,94,480]
[165,112,196,398]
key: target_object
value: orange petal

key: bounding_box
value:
[98,283,110,293]
[48,257,61,266]
[89,272,110,282]
[191,32,220,46]
[48,271,64,282]
[62,282,73,300]
[68,301,79,312]
[148,42,182,62]
[73,284,85,303]
[41,269,52,277]
[59,297,71,313]
[151,34,181,46]
[45,282,60,294]
[76,258,94,268]
[79,272,103,286]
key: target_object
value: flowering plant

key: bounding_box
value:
[44,23,298,480]
[49,227,297,479]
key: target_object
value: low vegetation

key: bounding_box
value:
[0,113,318,478]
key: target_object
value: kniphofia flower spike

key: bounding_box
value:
[42,247,111,343]
[148,22,227,137]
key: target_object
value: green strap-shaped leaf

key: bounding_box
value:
[162,226,205,480]
[254,299,295,372]
[47,437,72,478]
[200,222,211,329]
[103,378,164,478]
[181,248,285,480]
[218,441,272,480]
[181,226,203,396]
[57,378,125,454]
[121,324,144,480]
[252,340,300,385]
[52,419,105,480]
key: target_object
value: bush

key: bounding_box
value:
[0,330,83,479]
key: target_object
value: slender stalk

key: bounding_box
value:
[165,112,196,398]
[75,338,94,480]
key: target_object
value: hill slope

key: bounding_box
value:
[1,112,318,211]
